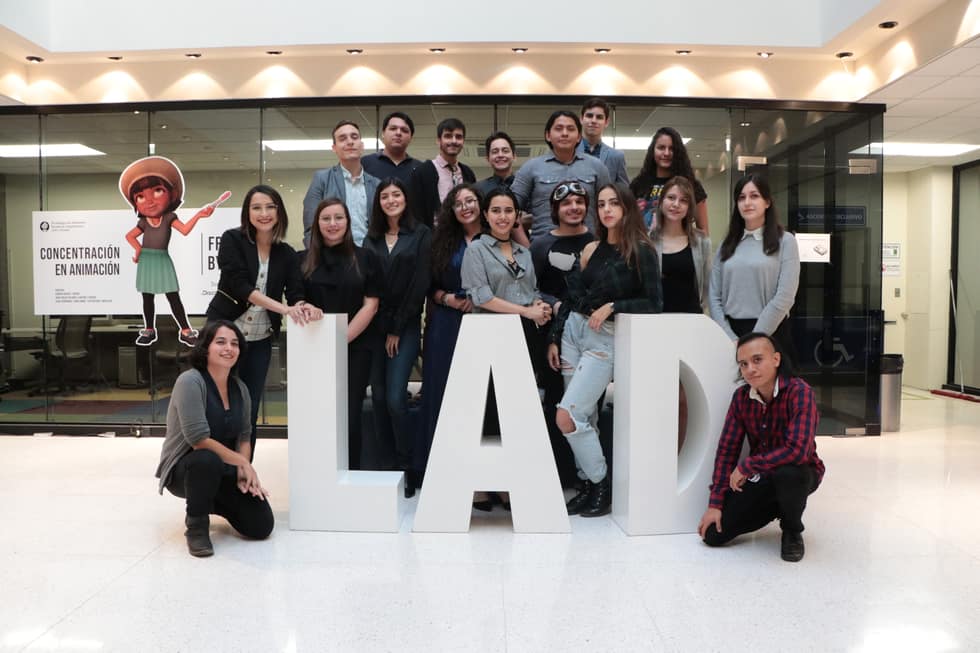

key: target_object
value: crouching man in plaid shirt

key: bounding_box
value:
[698,332,825,562]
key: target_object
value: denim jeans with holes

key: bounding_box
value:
[556,312,614,483]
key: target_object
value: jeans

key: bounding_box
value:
[703,464,820,546]
[556,312,614,483]
[371,320,421,470]
[237,336,273,458]
[166,449,274,539]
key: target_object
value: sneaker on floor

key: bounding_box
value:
[780,530,805,562]
[178,328,199,347]
[135,328,157,346]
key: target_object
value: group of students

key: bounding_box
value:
[154,109,818,561]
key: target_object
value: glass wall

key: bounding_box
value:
[949,160,980,394]
[0,97,884,434]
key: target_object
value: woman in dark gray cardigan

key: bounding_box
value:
[155,320,273,557]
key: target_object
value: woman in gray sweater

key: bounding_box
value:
[709,174,800,357]
[155,320,273,557]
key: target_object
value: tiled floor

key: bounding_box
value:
[2,387,979,652]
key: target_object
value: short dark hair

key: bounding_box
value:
[240,185,288,243]
[382,111,415,135]
[484,131,515,155]
[543,110,582,150]
[332,120,360,139]
[736,331,795,378]
[437,117,466,138]
[581,98,611,118]
[189,320,247,377]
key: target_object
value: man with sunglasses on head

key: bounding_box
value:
[511,110,611,240]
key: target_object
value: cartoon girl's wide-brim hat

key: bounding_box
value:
[118,155,185,209]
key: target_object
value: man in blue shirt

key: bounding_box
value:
[511,110,611,240]
[577,98,629,185]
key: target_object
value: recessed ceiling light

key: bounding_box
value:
[25,56,44,63]
[835,51,854,59]
[159,124,168,130]
[265,50,283,56]
[594,48,611,54]
[346,48,363,55]
[512,47,528,53]
[0,143,105,158]
[850,142,980,157]
[429,48,446,53]
[185,53,202,58]
[675,49,692,56]
[878,20,898,29]
[107,55,123,61]
[740,121,752,127]
[757,51,773,59]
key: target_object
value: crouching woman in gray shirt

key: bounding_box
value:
[709,174,799,359]
[155,320,273,557]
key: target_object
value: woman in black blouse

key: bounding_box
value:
[206,185,321,457]
[547,182,663,517]
[362,178,432,485]
[302,198,383,470]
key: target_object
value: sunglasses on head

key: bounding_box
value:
[551,181,587,202]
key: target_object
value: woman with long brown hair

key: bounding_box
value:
[302,198,383,470]
[546,182,663,517]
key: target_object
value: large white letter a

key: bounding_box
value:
[413,314,570,533]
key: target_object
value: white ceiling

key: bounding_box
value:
[864,34,980,172]
[1,0,979,174]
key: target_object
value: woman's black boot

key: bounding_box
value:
[565,479,594,515]
[580,476,611,518]
[185,514,214,557]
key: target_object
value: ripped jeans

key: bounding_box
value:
[556,311,614,483]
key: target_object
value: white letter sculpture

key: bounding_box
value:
[413,314,570,533]
[287,315,403,532]
[612,314,736,535]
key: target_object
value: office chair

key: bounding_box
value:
[29,315,93,395]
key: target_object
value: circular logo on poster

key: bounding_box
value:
[39,221,50,231]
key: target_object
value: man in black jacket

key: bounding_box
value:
[410,117,475,227]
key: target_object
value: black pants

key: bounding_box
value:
[348,345,375,470]
[237,336,273,458]
[703,464,819,546]
[166,449,274,539]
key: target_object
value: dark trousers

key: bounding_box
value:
[166,449,274,539]
[237,336,273,458]
[348,345,375,470]
[703,464,819,546]
[371,320,421,471]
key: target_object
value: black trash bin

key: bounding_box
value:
[880,354,904,432]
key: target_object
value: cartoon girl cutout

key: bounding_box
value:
[119,156,227,347]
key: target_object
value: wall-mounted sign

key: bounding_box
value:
[796,206,866,228]
[796,233,831,263]
[32,208,239,316]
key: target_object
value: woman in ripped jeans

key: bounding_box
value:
[546,182,663,517]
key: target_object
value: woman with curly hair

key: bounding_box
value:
[630,126,709,233]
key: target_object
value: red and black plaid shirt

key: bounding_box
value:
[709,376,825,509]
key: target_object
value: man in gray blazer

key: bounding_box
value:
[302,120,380,246]
[577,98,629,185]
